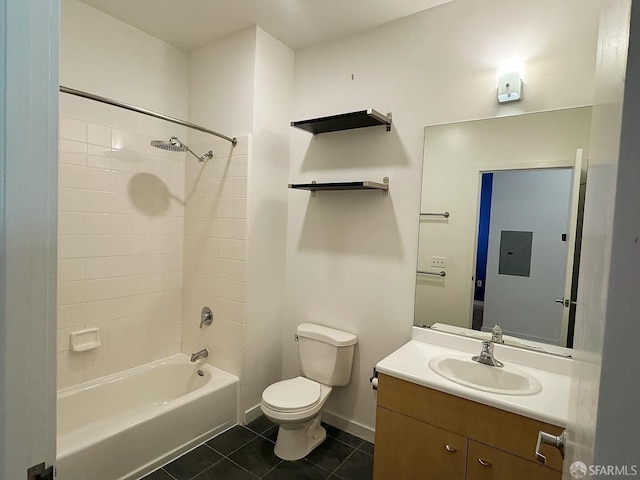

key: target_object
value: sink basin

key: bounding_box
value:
[428,355,542,396]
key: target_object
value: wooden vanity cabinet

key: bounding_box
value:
[467,441,561,480]
[374,406,467,480]
[373,374,563,480]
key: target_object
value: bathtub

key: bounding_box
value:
[56,354,239,480]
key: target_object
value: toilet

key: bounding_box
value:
[260,323,358,460]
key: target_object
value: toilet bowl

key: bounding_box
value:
[260,323,357,460]
[261,377,332,460]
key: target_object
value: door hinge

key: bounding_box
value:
[28,462,54,480]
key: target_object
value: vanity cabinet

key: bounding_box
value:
[373,374,563,480]
[466,441,560,480]
[374,407,467,480]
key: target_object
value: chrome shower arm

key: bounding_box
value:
[183,144,213,162]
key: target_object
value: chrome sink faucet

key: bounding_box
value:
[491,323,504,344]
[190,348,209,362]
[472,340,504,367]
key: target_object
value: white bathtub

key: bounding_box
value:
[56,354,239,480]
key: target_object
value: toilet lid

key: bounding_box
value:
[262,377,321,413]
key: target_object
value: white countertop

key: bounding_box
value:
[375,327,572,426]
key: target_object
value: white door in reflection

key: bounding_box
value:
[475,167,573,345]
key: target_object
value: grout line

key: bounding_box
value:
[223,456,263,479]
[223,427,261,456]
[356,442,374,457]
[256,459,283,479]
[151,420,367,480]
[326,434,363,451]
[256,427,277,444]
[159,467,178,480]
[326,447,359,479]
[205,426,258,457]
[189,460,219,480]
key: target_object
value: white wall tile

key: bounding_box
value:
[59,164,86,189]
[59,138,87,154]
[59,188,86,212]
[58,258,86,282]
[85,257,112,280]
[58,235,86,259]
[85,190,111,213]
[87,122,112,147]
[85,235,111,257]
[58,303,88,329]
[233,178,247,198]
[86,145,112,170]
[85,278,113,302]
[58,212,86,235]
[58,281,86,306]
[110,256,133,278]
[59,150,86,166]
[85,167,112,192]
[59,117,87,143]
[85,213,111,235]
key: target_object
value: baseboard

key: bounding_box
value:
[322,410,375,444]
[244,403,263,424]
[244,404,375,444]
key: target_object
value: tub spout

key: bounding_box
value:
[190,348,209,362]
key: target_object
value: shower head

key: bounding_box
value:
[150,137,186,152]
[150,136,213,162]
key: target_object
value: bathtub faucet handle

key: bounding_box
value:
[200,306,214,329]
[190,348,209,362]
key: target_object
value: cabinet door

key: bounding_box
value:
[373,407,466,480]
[467,440,561,480]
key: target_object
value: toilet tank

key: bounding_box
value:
[296,323,357,386]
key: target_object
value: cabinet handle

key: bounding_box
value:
[478,458,492,467]
[536,429,567,464]
[445,445,457,453]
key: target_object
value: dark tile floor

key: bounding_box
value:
[141,416,374,480]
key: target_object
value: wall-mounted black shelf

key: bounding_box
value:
[291,109,392,135]
[289,178,389,196]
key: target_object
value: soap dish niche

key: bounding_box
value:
[70,328,102,352]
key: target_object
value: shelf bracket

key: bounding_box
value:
[383,177,389,196]
[386,112,392,132]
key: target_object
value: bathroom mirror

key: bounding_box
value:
[415,106,593,354]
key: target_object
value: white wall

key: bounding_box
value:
[184,26,292,420]
[60,0,188,119]
[58,0,190,387]
[182,28,257,417]
[244,28,294,419]
[285,0,601,436]
[484,169,572,344]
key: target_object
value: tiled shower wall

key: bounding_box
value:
[57,114,186,388]
[181,135,250,381]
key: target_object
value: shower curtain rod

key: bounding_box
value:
[60,86,237,147]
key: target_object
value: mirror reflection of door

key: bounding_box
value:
[473,167,578,346]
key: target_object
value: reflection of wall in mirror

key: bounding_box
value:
[483,168,572,344]
[415,107,592,332]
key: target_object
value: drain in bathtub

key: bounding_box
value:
[197,370,204,376]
